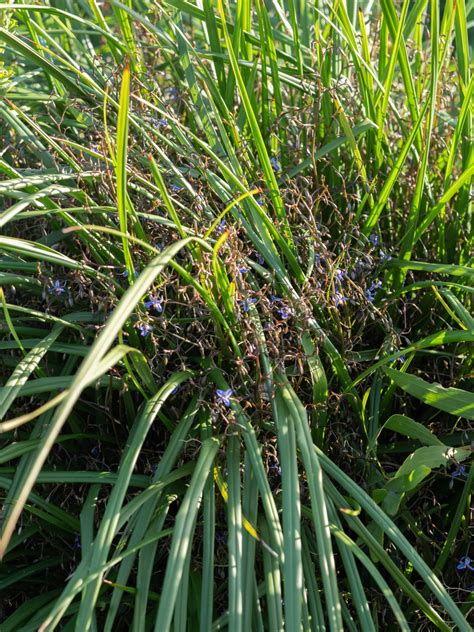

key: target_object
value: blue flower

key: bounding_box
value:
[270,295,291,318]
[366,280,382,303]
[216,388,233,407]
[270,157,281,171]
[238,266,249,274]
[157,118,168,127]
[398,355,406,364]
[240,298,257,312]
[380,249,392,263]
[216,219,226,234]
[122,267,139,279]
[256,253,265,265]
[144,296,163,313]
[369,233,380,247]
[137,322,153,337]
[256,196,263,206]
[456,556,474,571]
[166,87,179,97]
[451,465,469,479]
[277,306,292,319]
[170,184,182,193]
[270,462,282,476]
[49,280,66,295]
[333,292,348,307]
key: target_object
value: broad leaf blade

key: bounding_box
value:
[384,367,474,420]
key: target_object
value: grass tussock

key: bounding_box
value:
[0,0,472,630]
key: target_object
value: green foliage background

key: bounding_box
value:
[0,0,472,629]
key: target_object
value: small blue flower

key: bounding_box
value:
[157,118,168,127]
[456,556,474,571]
[270,295,283,304]
[238,266,249,274]
[369,233,380,247]
[366,280,382,303]
[380,250,392,263]
[216,219,226,234]
[122,267,139,279]
[49,280,66,295]
[256,196,263,206]
[216,388,233,407]
[335,269,345,285]
[166,87,179,97]
[451,465,469,479]
[398,355,406,364]
[333,292,348,307]
[256,253,265,265]
[270,462,282,476]
[240,298,257,312]
[137,322,153,337]
[170,184,182,193]
[277,306,292,319]
[270,157,281,171]
[144,296,163,313]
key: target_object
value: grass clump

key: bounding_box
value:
[0,0,472,630]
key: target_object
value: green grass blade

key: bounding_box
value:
[153,437,220,631]
[274,388,303,629]
[383,367,474,419]
[277,374,343,631]
[115,62,134,279]
[76,374,192,629]
[227,433,244,632]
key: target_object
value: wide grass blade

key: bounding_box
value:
[274,388,303,629]
[153,437,220,631]
[276,374,343,631]
[383,367,474,419]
